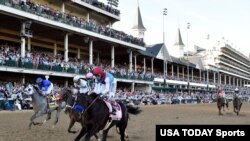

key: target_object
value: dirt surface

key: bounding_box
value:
[0,102,249,141]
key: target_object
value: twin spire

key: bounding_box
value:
[132,0,146,39]
[131,0,185,58]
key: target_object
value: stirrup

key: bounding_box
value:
[111,108,116,115]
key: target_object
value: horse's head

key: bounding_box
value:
[24,84,37,96]
[58,88,73,103]
[74,94,95,110]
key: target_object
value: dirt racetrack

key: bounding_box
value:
[0,102,249,141]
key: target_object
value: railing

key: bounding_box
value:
[79,0,120,16]
[0,59,154,81]
[0,0,145,47]
[111,72,154,82]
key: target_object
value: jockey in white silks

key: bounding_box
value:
[92,67,117,115]
[234,88,241,98]
[73,75,89,94]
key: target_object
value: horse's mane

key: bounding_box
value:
[63,87,72,93]
[33,85,40,93]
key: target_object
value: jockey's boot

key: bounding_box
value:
[111,103,117,115]
[46,97,50,112]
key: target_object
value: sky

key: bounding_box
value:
[100,0,250,56]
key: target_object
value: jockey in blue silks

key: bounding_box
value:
[93,67,117,115]
[35,77,54,112]
[35,77,54,97]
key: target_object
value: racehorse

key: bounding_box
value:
[59,87,99,140]
[59,87,79,133]
[24,84,65,129]
[217,95,229,115]
[233,95,242,116]
[74,93,142,141]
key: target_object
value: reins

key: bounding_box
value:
[82,95,100,114]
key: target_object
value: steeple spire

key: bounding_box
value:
[173,28,185,58]
[174,28,185,46]
[132,0,146,39]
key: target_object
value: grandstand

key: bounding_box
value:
[0,0,249,95]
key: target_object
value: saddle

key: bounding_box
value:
[103,101,122,121]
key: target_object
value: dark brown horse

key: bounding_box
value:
[60,88,80,133]
[217,95,229,115]
[60,88,99,140]
[233,95,242,116]
[74,93,142,141]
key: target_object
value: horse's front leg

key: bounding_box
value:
[29,111,46,129]
[239,103,242,112]
[29,112,37,129]
[68,117,77,133]
[222,105,225,111]
[75,126,87,141]
[226,102,229,110]
[43,108,53,125]
[218,107,223,115]
[52,108,62,129]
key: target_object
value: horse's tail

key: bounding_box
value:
[126,105,142,115]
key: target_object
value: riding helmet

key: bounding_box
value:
[73,75,80,82]
[36,77,43,84]
[93,67,103,75]
[86,72,93,79]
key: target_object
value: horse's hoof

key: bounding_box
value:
[43,120,47,124]
[69,131,77,134]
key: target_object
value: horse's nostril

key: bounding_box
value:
[28,88,31,91]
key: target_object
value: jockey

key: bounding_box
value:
[35,77,53,112]
[85,72,95,91]
[217,87,226,103]
[234,88,241,98]
[35,77,54,97]
[93,66,117,115]
[73,75,88,94]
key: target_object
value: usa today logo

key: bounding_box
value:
[156,125,249,140]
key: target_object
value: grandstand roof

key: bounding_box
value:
[138,43,197,67]
[187,56,205,69]
[171,56,196,68]
[138,43,172,62]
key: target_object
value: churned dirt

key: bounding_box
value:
[0,102,249,141]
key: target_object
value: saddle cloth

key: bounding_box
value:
[104,101,122,121]
[48,95,60,108]
[49,102,58,108]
